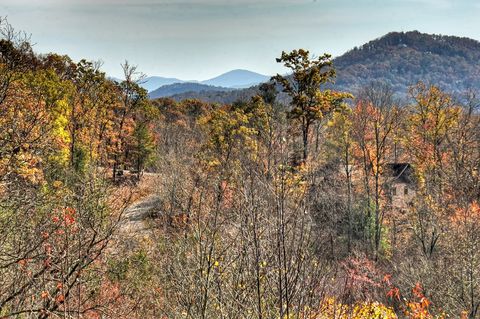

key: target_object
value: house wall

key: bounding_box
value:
[390,182,415,210]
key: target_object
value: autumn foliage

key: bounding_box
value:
[1,18,480,319]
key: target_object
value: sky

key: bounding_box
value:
[1,0,480,80]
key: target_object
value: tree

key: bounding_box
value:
[404,82,459,258]
[326,104,355,252]
[111,61,151,181]
[272,49,351,162]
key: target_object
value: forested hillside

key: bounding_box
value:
[335,31,480,93]
[1,18,480,318]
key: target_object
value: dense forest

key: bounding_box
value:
[1,18,480,318]
[335,31,480,94]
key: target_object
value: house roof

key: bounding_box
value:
[385,163,414,184]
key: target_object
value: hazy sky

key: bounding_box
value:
[2,0,479,80]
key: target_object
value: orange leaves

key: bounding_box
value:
[404,283,439,319]
[382,273,401,302]
[40,287,65,304]
[351,99,400,178]
[383,280,444,319]
[41,206,79,269]
[406,82,460,188]
[449,201,480,229]
[383,273,392,285]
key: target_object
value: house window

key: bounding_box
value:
[392,186,397,196]
[404,187,408,195]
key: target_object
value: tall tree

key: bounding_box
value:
[272,49,351,162]
[405,82,459,258]
[111,61,150,181]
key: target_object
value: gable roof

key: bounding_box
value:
[385,163,414,184]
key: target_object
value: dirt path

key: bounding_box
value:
[121,196,161,232]
[114,195,162,251]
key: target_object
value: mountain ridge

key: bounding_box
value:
[163,31,480,103]
[140,69,269,93]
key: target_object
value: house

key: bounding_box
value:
[335,161,416,210]
[385,163,416,210]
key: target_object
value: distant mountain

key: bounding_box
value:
[142,69,268,95]
[168,31,480,104]
[201,69,269,88]
[148,82,236,99]
[140,76,184,92]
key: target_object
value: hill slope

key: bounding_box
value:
[167,31,480,103]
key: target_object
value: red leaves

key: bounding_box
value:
[386,287,401,301]
[44,242,52,255]
[43,207,79,269]
[383,273,401,301]
[341,257,384,300]
[64,208,76,226]
[51,207,77,228]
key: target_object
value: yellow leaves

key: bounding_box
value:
[198,101,270,172]
[207,159,221,168]
[317,298,397,319]
[52,180,63,189]
[274,162,309,196]
[406,82,460,185]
